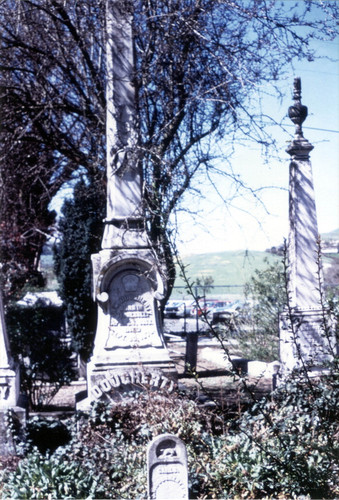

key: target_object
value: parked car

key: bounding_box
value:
[216,300,251,321]
[209,302,233,324]
[191,300,230,318]
[164,300,192,318]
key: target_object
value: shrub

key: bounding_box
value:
[26,417,72,455]
[238,257,286,361]
[220,374,339,498]
[1,449,101,499]
[6,302,75,409]
[2,378,338,499]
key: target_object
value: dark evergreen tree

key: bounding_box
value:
[54,179,105,360]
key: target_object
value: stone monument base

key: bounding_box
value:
[76,364,177,410]
[279,307,336,380]
[77,243,178,411]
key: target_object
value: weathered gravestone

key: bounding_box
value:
[147,434,189,500]
[0,288,26,455]
[77,1,176,409]
[279,78,337,379]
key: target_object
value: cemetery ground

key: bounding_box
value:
[1,318,338,499]
[47,325,272,413]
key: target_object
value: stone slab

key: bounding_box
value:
[148,434,188,500]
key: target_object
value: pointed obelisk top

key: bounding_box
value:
[102,0,148,249]
[285,78,320,309]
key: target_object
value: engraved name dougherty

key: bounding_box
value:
[91,368,175,402]
[148,434,189,500]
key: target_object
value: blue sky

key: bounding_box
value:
[175,36,339,255]
[50,21,339,256]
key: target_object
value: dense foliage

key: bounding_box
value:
[1,373,338,499]
[5,302,75,410]
[0,0,106,298]
[54,179,105,359]
[237,257,286,361]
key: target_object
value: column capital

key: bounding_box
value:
[286,136,314,159]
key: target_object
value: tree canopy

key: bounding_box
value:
[1,0,338,299]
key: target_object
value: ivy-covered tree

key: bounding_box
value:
[1,0,338,301]
[54,179,105,359]
[0,0,106,299]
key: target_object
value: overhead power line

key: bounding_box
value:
[283,122,339,134]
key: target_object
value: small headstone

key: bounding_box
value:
[147,434,189,500]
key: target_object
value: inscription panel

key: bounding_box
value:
[297,320,326,361]
[279,309,335,375]
[105,271,162,348]
[151,463,187,499]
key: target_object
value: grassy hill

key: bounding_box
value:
[40,231,338,298]
[322,228,339,240]
[172,250,280,298]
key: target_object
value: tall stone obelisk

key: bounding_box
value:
[279,78,337,377]
[79,1,176,406]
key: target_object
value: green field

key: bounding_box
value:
[172,250,280,299]
[40,230,338,300]
[322,228,339,240]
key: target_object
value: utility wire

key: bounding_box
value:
[282,122,339,134]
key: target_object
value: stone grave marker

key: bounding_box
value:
[147,434,189,500]
[77,1,176,409]
[279,78,337,379]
